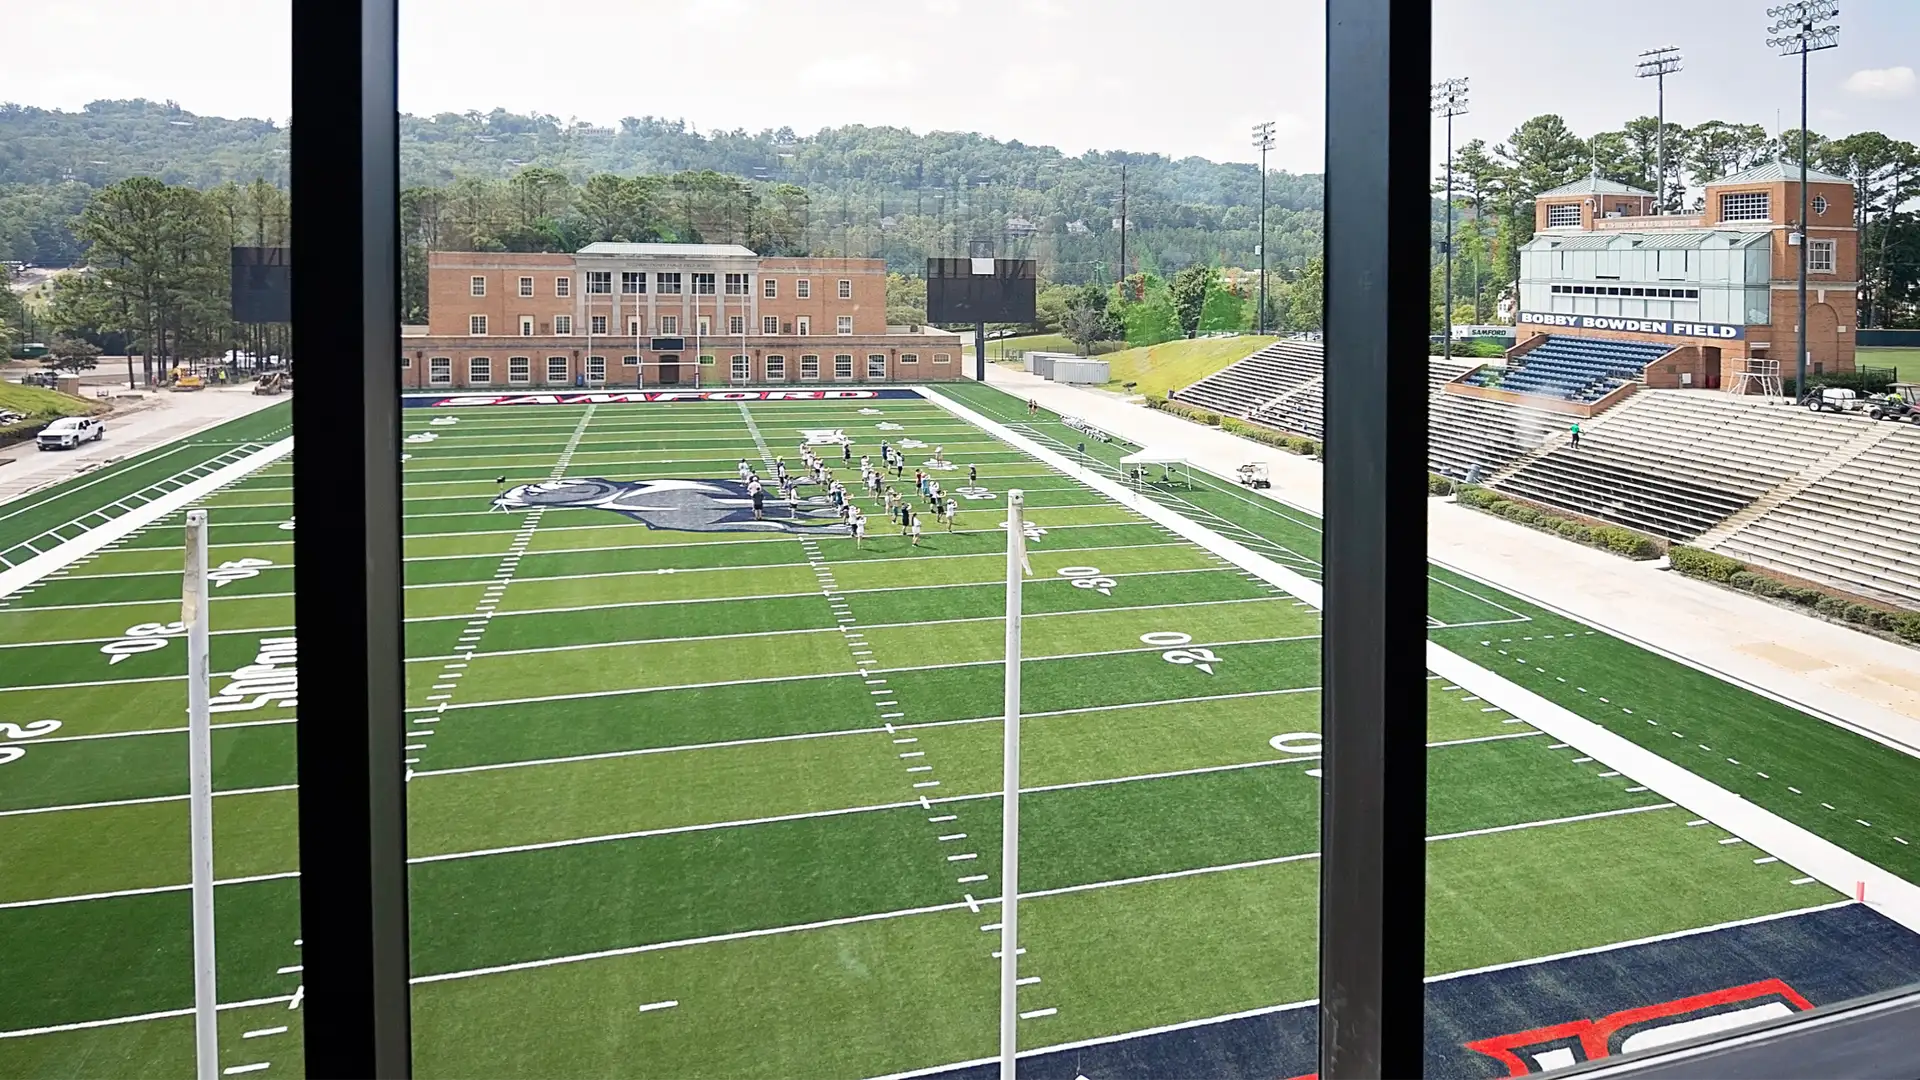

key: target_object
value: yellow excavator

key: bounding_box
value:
[169,366,205,392]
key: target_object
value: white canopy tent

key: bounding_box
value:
[1119,445,1196,489]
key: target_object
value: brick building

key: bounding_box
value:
[403,243,965,389]
[1514,160,1857,389]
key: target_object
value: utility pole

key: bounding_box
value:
[1636,47,1684,212]
[1117,163,1128,297]
[1768,2,1839,398]
[1252,122,1275,333]
[1432,78,1469,356]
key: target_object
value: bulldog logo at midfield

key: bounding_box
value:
[491,478,846,534]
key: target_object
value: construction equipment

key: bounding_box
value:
[170,367,205,392]
[253,372,286,395]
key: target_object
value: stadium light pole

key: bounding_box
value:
[1431,78,1468,356]
[1635,47,1684,213]
[1252,122,1275,334]
[1767,2,1839,399]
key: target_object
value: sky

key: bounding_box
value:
[2,0,1917,174]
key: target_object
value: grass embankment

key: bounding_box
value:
[0,380,96,443]
[1099,336,1278,399]
[1857,347,1920,384]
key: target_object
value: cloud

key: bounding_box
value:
[798,56,918,92]
[1842,66,1916,99]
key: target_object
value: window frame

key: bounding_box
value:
[586,270,612,295]
[656,272,682,295]
[837,278,852,299]
[518,275,534,297]
[590,314,608,335]
[834,353,854,380]
[900,352,919,365]
[546,355,569,384]
[764,277,778,298]
[1719,190,1770,222]
[725,272,749,295]
[428,356,452,385]
[800,353,820,380]
[1808,238,1836,273]
[518,315,534,336]
[621,271,646,294]
[467,356,491,384]
[836,315,854,335]
[1546,203,1581,228]
[866,353,887,379]
[555,275,571,297]
[659,315,678,335]
[763,315,779,334]
[796,279,811,299]
[728,315,745,335]
[796,316,811,336]
[468,314,487,336]
[585,355,606,383]
[730,353,751,382]
[469,275,486,296]
[508,356,530,384]
[692,272,716,295]
[766,354,786,381]
[553,314,572,335]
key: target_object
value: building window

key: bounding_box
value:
[470,275,486,297]
[547,356,568,383]
[519,316,534,336]
[697,316,711,337]
[838,279,852,299]
[469,314,488,336]
[586,355,606,382]
[699,353,716,368]
[800,354,820,380]
[468,357,492,384]
[836,315,853,335]
[621,354,639,368]
[659,315,678,334]
[518,276,534,297]
[796,316,811,336]
[766,354,785,380]
[900,352,919,365]
[590,315,608,335]
[1808,239,1836,273]
[764,278,778,299]
[508,356,530,384]
[867,354,887,378]
[621,271,645,294]
[1719,191,1769,222]
[628,316,643,335]
[692,272,716,295]
[796,279,811,299]
[934,353,952,364]
[401,355,412,369]
[834,353,854,380]
[1812,195,1829,216]
[725,273,749,295]
[731,354,751,382]
[656,273,681,294]
[586,271,612,295]
[763,315,779,334]
[728,315,745,335]
[554,315,573,335]
[1545,204,1581,228]
[555,276,571,297]
[429,356,451,385]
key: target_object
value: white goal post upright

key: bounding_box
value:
[1000,489,1027,1080]
[184,509,218,1080]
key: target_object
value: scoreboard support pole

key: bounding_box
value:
[975,322,987,382]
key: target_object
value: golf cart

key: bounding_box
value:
[1801,386,1861,413]
[1868,384,1919,423]
[1236,462,1272,489]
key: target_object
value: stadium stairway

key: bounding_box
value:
[1704,425,1920,609]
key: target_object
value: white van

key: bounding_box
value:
[37,416,106,450]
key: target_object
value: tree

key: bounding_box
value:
[45,333,101,374]
[1684,121,1772,195]
[1062,305,1111,355]
[1283,256,1324,333]
[1169,264,1216,338]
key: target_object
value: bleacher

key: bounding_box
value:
[1716,427,1920,607]
[1464,335,1670,402]
[1173,339,1322,418]
[1492,393,1871,541]
[1428,391,1565,480]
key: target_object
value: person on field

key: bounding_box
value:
[853,510,868,548]
[750,480,765,521]
[843,440,853,464]
[909,512,922,547]
[968,463,978,486]
[944,497,958,531]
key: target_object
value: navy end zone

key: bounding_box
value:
[916,904,1920,1080]
[402,388,930,407]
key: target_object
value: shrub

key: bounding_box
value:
[1427,473,1454,496]
[1669,546,1745,583]
[1895,613,1920,645]
[1595,525,1662,559]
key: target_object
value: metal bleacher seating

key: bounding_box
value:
[1173,340,1322,419]
[1493,393,1870,541]
[1716,426,1920,606]
[1464,335,1670,403]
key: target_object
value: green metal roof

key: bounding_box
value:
[1525,229,1772,251]
[1712,159,1852,186]
[1535,174,1656,199]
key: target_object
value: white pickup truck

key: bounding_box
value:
[36,416,106,450]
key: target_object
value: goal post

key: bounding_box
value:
[184,510,218,1080]
[1000,489,1028,1079]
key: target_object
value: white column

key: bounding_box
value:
[184,509,218,1080]
[999,489,1027,1080]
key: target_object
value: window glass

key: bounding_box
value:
[796,279,811,299]
[509,356,531,383]
[468,356,491,383]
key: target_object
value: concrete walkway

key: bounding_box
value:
[981,365,1920,754]
[0,387,285,507]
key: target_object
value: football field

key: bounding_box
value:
[2,385,1918,1078]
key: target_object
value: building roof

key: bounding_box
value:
[1535,174,1655,199]
[1525,229,1772,252]
[1711,159,1852,187]
[576,242,758,258]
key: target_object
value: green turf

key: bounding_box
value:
[0,389,1891,1080]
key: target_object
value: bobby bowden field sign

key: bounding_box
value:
[1518,312,1745,340]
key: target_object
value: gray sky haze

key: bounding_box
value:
[3,0,1915,172]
